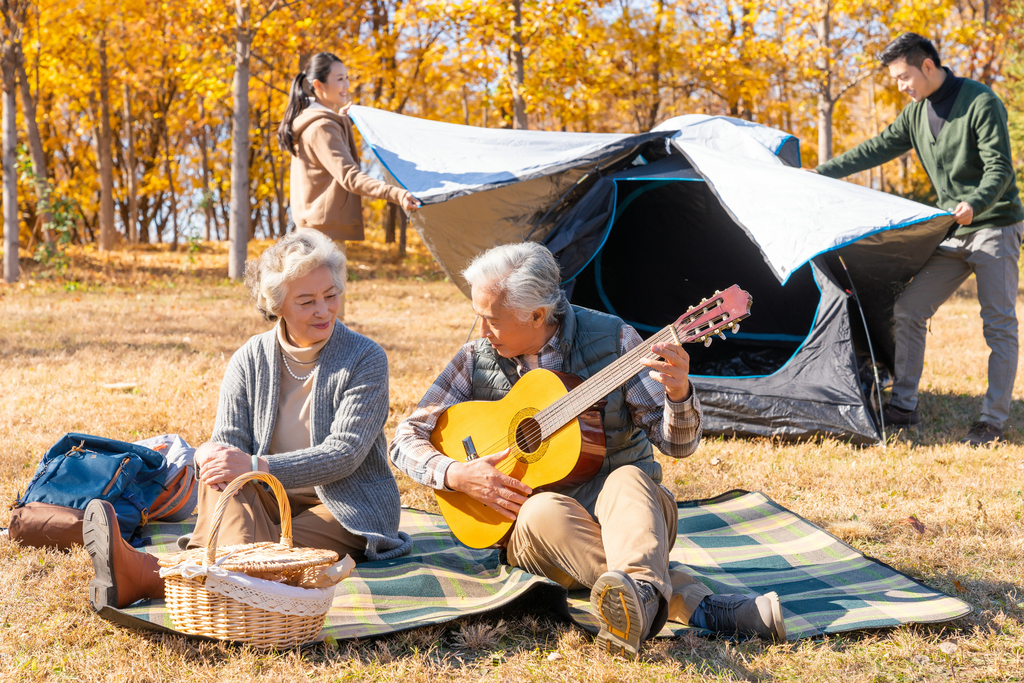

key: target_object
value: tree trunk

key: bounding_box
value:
[815,1,833,164]
[165,128,178,251]
[817,97,833,164]
[96,33,115,251]
[229,0,251,279]
[2,51,17,283]
[123,81,139,244]
[398,209,407,258]
[265,87,286,238]
[510,0,527,129]
[198,96,214,241]
[644,0,665,131]
[15,48,51,244]
[385,202,396,243]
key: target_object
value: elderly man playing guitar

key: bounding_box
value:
[390,242,784,656]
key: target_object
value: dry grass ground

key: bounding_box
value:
[1,234,1022,682]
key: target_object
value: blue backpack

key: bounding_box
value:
[16,433,168,541]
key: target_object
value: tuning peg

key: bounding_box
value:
[732,323,740,334]
[714,289,720,295]
[718,333,726,341]
[700,298,707,303]
[704,338,713,348]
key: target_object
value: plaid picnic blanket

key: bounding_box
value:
[104,490,970,642]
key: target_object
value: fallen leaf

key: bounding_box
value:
[710,457,721,466]
[547,652,563,661]
[952,579,965,592]
[911,654,929,666]
[904,515,926,534]
[939,641,957,655]
[99,382,137,391]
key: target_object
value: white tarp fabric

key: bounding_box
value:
[654,114,794,163]
[348,105,632,203]
[669,137,950,283]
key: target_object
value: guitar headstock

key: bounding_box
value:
[672,285,752,347]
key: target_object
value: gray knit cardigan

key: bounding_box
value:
[211,321,412,560]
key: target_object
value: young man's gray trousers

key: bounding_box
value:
[891,221,1023,427]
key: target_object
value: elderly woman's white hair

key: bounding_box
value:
[244,228,346,321]
[463,242,568,325]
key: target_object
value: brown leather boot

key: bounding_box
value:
[83,499,165,610]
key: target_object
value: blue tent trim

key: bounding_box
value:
[689,269,824,380]
[776,212,952,286]
[562,175,705,284]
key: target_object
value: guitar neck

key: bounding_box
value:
[534,326,677,438]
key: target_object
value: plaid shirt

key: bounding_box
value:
[389,324,703,490]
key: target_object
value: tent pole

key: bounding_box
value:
[464,315,480,346]
[837,255,887,448]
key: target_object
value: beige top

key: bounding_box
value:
[271,320,334,497]
[289,102,411,241]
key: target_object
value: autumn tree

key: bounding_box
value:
[1,0,27,282]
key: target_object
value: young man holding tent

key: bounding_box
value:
[814,32,1024,447]
[389,242,785,657]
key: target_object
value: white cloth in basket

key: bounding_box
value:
[159,554,338,617]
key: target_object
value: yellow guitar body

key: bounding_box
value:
[431,369,590,549]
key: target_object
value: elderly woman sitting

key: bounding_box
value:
[83,229,410,610]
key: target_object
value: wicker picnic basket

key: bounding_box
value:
[157,471,340,649]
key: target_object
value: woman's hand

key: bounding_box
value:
[401,193,421,213]
[195,441,268,492]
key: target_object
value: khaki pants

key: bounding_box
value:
[505,465,712,624]
[188,481,367,562]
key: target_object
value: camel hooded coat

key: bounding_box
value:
[290,103,410,241]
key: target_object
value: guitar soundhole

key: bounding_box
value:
[515,417,542,453]
[509,408,547,463]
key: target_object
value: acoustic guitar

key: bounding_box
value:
[431,285,753,548]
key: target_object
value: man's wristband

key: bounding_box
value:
[252,455,259,472]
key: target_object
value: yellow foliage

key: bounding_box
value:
[1,0,1017,247]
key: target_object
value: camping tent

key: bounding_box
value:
[349,105,955,444]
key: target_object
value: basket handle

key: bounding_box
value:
[203,470,293,567]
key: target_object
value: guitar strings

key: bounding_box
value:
[469,327,685,467]
[465,306,735,471]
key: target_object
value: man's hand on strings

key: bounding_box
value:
[641,342,693,403]
[444,449,533,520]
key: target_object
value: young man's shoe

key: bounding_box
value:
[960,421,1003,447]
[883,403,920,427]
[591,570,666,657]
[82,499,165,611]
[694,592,786,641]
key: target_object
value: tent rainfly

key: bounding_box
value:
[349,105,955,444]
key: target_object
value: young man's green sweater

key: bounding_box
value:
[816,78,1023,236]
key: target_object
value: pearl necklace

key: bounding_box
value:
[281,352,317,381]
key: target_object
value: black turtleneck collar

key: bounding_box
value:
[926,67,963,139]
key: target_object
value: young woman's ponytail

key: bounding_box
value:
[277,72,314,154]
[277,52,345,155]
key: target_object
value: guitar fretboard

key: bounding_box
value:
[533,325,678,438]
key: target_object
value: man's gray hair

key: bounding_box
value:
[244,228,346,321]
[463,242,568,325]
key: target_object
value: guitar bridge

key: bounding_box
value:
[462,436,479,461]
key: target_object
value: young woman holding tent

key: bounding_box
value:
[277,51,421,319]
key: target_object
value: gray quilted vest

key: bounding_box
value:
[470,305,661,486]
